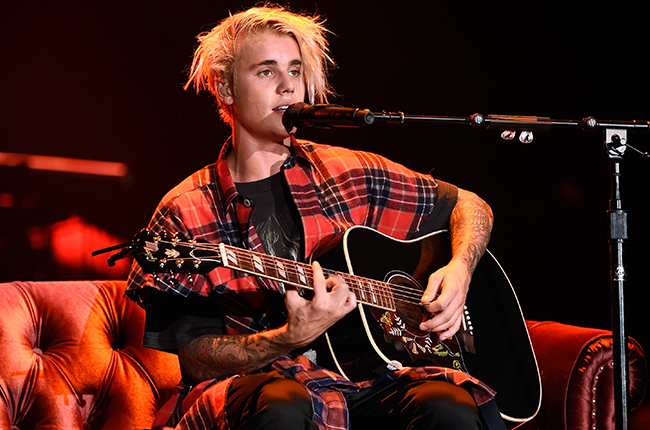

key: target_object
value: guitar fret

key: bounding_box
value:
[276,260,287,280]
[345,276,355,294]
[240,250,254,273]
[262,256,275,279]
[354,278,365,303]
[375,281,384,308]
[377,281,387,308]
[365,281,377,306]
[368,280,378,305]
[226,248,238,266]
[296,265,308,285]
[252,254,265,273]
[284,266,297,285]
[383,282,395,309]
[378,284,390,308]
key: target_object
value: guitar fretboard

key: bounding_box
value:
[218,243,396,311]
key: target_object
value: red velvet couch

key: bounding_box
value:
[1,280,647,429]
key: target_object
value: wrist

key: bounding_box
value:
[274,323,304,350]
[448,257,474,278]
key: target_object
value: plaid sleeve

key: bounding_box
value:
[297,141,441,241]
[126,164,231,298]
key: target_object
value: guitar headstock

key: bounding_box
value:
[131,229,222,275]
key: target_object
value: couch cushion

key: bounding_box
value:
[0,280,181,430]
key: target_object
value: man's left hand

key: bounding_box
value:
[418,259,471,341]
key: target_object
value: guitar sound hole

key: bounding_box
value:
[387,273,429,330]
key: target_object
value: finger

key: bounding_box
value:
[311,261,328,297]
[423,286,454,314]
[320,272,356,313]
[325,274,346,292]
[420,272,443,306]
[345,291,358,312]
[312,260,325,281]
[325,274,354,305]
[438,314,463,341]
[284,288,303,310]
[420,303,463,334]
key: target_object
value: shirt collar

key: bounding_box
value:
[215,137,239,213]
[288,135,317,168]
[215,135,316,213]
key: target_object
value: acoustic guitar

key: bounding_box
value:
[113,225,541,424]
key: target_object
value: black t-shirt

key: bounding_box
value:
[236,172,303,266]
[140,175,457,354]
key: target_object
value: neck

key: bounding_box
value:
[227,131,293,183]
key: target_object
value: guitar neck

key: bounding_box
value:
[218,243,396,311]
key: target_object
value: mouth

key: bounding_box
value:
[273,105,290,112]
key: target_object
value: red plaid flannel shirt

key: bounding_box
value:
[127,137,495,430]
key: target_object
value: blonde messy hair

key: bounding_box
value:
[184,4,335,126]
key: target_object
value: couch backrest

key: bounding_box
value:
[0,280,181,430]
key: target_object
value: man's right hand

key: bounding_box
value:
[283,261,357,348]
[179,261,356,383]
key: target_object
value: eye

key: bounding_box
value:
[259,69,272,77]
[289,69,301,77]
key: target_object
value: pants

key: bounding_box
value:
[225,370,494,430]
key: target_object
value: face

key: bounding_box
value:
[219,30,305,145]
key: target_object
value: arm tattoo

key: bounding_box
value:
[180,328,290,382]
[449,191,493,274]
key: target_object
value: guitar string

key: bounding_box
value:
[155,239,428,306]
[197,241,426,306]
[236,250,422,307]
[157,239,426,307]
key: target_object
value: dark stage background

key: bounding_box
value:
[2,0,649,409]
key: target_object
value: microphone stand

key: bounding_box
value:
[370,111,648,430]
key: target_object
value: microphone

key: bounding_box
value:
[282,102,375,132]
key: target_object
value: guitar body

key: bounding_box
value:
[324,226,541,424]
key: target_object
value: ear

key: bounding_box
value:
[217,81,234,105]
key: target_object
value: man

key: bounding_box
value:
[127,5,501,430]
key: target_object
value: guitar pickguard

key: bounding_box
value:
[367,270,466,373]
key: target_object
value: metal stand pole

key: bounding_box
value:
[605,130,630,430]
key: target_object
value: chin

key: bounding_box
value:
[272,127,293,143]
[278,135,293,146]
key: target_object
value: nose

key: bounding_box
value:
[278,73,295,94]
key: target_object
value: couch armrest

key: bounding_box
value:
[519,321,647,430]
[0,280,181,430]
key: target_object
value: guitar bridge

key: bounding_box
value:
[459,305,476,354]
